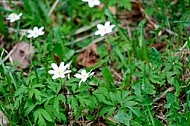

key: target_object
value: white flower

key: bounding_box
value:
[74,69,94,86]
[82,0,100,8]
[95,21,115,36]
[6,13,22,22]
[27,26,44,38]
[48,62,71,79]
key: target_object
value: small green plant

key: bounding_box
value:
[0,0,189,126]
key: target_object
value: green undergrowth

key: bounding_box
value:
[0,0,189,126]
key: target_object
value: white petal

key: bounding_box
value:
[51,63,58,70]
[52,75,59,79]
[33,34,39,38]
[97,24,104,30]
[106,29,112,34]
[110,25,115,30]
[89,72,94,76]
[39,26,44,31]
[74,74,82,79]
[18,13,22,17]
[82,0,88,1]
[105,21,111,28]
[48,70,55,74]
[38,31,44,36]
[27,34,33,38]
[88,2,95,7]
[63,62,71,70]
[60,74,66,78]
[95,30,101,35]
[100,32,106,36]
[63,70,72,74]
[81,70,87,75]
[33,27,38,31]
[94,0,100,5]
[10,19,15,22]
[81,77,87,82]
[59,62,65,69]
[27,30,33,34]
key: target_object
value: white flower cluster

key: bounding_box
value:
[48,62,94,86]
[6,13,44,39]
[6,0,115,86]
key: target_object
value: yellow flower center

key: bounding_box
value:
[57,69,62,75]
[34,31,38,36]
[82,73,88,79]
[11,13,17,18]
[103,27,107,32]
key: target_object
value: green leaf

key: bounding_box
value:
[54,97,59,113]
[148,48,162,66]
[114,112,131,126]
[0,13,8,38]
[64,49,75,61]
[68,96,78,113]
[40,109,53,122]
[106,107,116,117]
[54,26,64,43]
[142,79,156,95]
[58,94,66,103]
[34,89,41,101]
[102,67,114,84]
[99,106,114,117]
[122,101,138,108]
[24,100,36,116]
[120,0,131,10]
[34,108,53,123]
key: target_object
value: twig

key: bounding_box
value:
[153,87,174,103]
[179,41,188,51]
[110,68,124,81]
[75,30,118,53]
[2,44,17,63]
[48,0,60,16]
[66,33,94,45]
[8,27,27,35]
[74,20,103,35]
[0,0,22,5]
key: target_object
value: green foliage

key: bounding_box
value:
[0,0,189,125]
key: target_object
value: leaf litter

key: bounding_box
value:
[10,42,35,69]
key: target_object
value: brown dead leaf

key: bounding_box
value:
[77,44,99,68]
[152,41,167,50]
[0,110,9,125]
[10,42,35,69]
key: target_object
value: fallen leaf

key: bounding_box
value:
[152,41,167,50]
[0,110,9,125]
[77,44,99,68]
[10,42,35,69]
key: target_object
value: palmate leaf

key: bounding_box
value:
[114,112,132,126]
[106,0,131,10]
[98,106,116,117]
[34,108,53,123]
[148,47,162,66]
[120,0,132,11]
[102,67,114,84]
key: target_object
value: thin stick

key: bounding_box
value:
[75,30,118,53]
[2,45,17,63]
[48,0,60,16]
[66,33,94,45]
[74,20,103,35]
[153,87,174,103]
